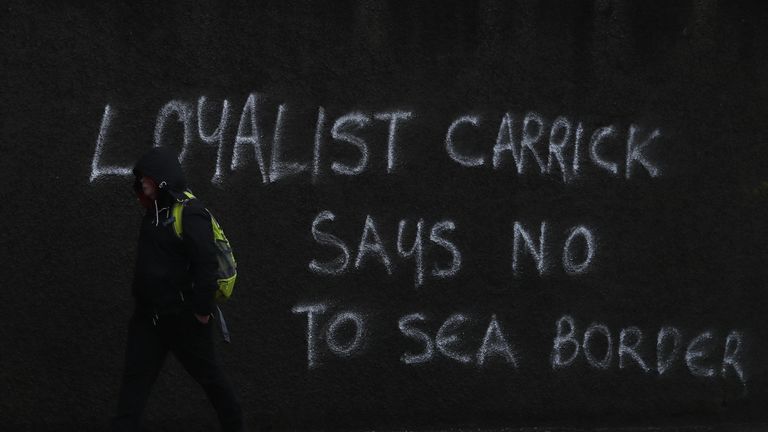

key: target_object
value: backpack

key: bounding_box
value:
[171,191,237,302]
[171,191,236,342]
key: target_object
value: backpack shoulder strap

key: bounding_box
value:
[171,191,196,238]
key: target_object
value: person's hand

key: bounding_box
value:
[195,313,210,324]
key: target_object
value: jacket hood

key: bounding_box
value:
[133,147,188,201]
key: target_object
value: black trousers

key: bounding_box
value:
[111,304,244,431]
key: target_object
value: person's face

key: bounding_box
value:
[140,177,157,200]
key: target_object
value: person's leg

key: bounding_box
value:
[171,312,244,432]
[111,307,168,432]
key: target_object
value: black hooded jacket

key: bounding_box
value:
[131,147,218,316]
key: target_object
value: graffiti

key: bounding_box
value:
[618,326,650,372]
[476,314,519,367]
[375,111,413,173]
[512,222,597,276]
[90,105,131,182]
[90,94,420,184]
[231,93,269,183]
[448,111,663,181]
[298,306,520,369]
[292,302,366,369]
[398,313,434,364]
[87,93,754,391]
[197,96,231,184]
[270,104,308,183]
[308,211,461,288]
[330,112,371,176]
[324,311,366,357]
[309,211,595,285]
[90,95,662,185]
[550,315,747,384]
[562,226,596,275]
[154,100,195,165]
[446,115,484,167]
[293,307,747,386]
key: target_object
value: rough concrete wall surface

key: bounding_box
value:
[2,0,768,430]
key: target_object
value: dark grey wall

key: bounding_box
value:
[3,0,768,430]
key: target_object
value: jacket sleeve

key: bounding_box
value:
[182,204,219,316]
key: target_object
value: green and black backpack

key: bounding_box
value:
[171,191,237,303]
[170,191,236,343]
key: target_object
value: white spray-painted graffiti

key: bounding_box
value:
[293,306,747,386]
[296,304,520,369]
[93,93,754,391]
[550,315,746,384]
[447,111,662,181]
[309,211,596,287]
[308,211,462,287]
[292,303,367,369]
[90,93,420,184]
[90,105,132,182]
[90,94,663,184]
[197,96,231,184]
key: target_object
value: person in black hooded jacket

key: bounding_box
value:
[111,147,244,432]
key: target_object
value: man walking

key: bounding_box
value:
[111,146,244,431]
